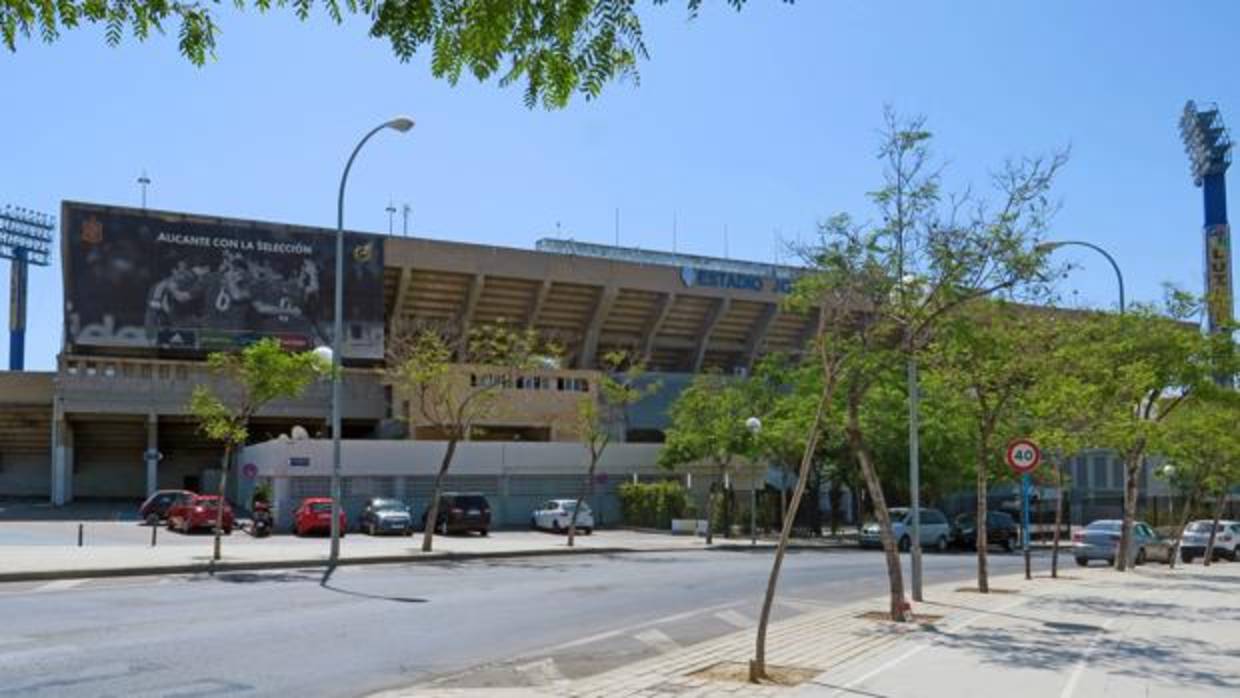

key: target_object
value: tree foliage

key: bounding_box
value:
[1,0,785,108]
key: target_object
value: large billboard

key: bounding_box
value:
[62,202,385,360]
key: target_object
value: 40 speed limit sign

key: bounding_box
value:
[1005,439,1042,475]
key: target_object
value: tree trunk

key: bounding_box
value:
[750,390,828,682]
[704,467,716,546]
[975,426,991,593]
[212,443,233,562]
[1052,458,1064,578]
[1204,490,1227,567]
[1168,488,1199,570]
[828,478,843,537]
[1116,446,1143,572]
[846,394,908,622]
[568,450,599,548]
[420,438,459,553]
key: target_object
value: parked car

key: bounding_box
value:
[951,511,1018,552]
[423,492,491,536]
[531,499,594,534]
[1073,519,1172,566]
[139,489,194,525]
[859,507,951,552]
[293,498,348,537]
[166,494,234,534]
[358,497,415,536]
[1178,520,1240,563]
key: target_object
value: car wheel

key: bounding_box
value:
[1075,557,1088,567]
[1135,548,1146,566]
[552,519,562,534]
[479,529,488,537]
[583,528,593,536]
[145,513,159,527]
[898,536,910,553]
[1002,537,1013,553]
[1228,547,1239,562]
[531,517,538,530]
[438,519,448,536]
[224,527,232,536]
[935,535,948,553]
[404,527,414,537]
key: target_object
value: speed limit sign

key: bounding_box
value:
[1006,439,1041,475]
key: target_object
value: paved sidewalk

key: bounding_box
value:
[377,561,1240,698]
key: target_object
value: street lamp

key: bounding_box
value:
[1035,240,1126,314]
[329,117,414,565]
[746,417,762,546]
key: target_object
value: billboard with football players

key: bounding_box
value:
[62,202,385,360]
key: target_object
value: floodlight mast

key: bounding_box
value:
[0,205,56,371]
[1179,101,1234,345]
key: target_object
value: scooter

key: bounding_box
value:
[251,501,273,538]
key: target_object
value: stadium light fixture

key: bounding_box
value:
[1179,101,1232,186]
[1,204,55,370]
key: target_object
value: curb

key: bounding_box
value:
[0,544,708,584]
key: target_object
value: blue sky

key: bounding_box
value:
[2,0,1237,370]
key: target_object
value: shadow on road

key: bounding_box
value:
[318,565,427,604]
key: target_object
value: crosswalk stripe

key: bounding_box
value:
[514,657,567,686]
[633,628,680,654]
[714,609,754,628]
[34,579,87,592]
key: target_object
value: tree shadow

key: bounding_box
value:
[317,564,427,604]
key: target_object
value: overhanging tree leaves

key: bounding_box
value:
[1,0,788,108]
[188,338,327,561]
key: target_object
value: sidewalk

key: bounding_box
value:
[0,524,853,582]
[380,561,1240,698]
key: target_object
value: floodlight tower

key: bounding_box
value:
[1179,101,1234,337]
[0,205,55,370]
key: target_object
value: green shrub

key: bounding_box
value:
[618,481,690,529]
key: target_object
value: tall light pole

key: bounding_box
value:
[330,117,414,564]
[746,417,762,546]
[138,171,151,209]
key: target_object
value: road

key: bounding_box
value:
[0,547,1040,697]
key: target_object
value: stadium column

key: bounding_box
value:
[691,297,731,373]
[579,285,618,369]
[51,410,74,505]
[146,412,159,497]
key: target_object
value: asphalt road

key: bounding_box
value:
[0,547,1040,697]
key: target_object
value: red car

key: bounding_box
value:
[166,494,234,534]
[293,498,347,537]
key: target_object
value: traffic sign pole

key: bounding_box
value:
[1022,473,1032,580]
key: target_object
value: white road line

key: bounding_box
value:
[1057,616,1120,698]
[541,599,746,653]
[633,628,680,654]
[714,610,754,628]
[34,579,87,592]
[514,658,568,687]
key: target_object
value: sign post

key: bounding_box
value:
[1006,438,1042,580]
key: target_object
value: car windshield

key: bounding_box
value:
[888,508,909,522]
[1186,522,1221,533]
[560,502,589,512]
[309,503,332,513]
[1087,521,1122,532]
[374,501,407,511]
[453,496,488,509]
[194,498,220,506]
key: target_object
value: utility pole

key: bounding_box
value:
[138,171,151,209]
[402,204,411,237]
[386,201,397,235]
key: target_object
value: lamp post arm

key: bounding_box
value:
[1043,240,1126,315]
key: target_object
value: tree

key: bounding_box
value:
[188,338,327,561]
[659,371,753,545]
[926,300,1056,592]
[567,350,658,547]
[1,0,784,109]
[792,109,1066,621]
[387,323,549,552]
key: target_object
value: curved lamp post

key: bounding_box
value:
[1036,240,1126,314]
[330,117,414,565]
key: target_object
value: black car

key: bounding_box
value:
[358,497,415,536]
[138,489,194,525]
[422,492,492,536]
[951,511,1018,552]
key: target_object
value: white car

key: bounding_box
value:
[532,499,594,535]
[859,507,952,552]
[1179,520,1240,563]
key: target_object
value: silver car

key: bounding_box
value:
[358,497,415,536]
[859,507,952,552]
[1072,519,1172,567]
[1178,520,1240,563]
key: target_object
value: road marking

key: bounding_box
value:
[1057,616,1120,698]
[541,599,746,653]
[633,628,680,654]
[514,658,568,687]
[34,579,87,592]
[714,610,754,628]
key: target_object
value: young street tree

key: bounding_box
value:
[1,0,782,108]
[387,323,549,553]
[1156,399,1238,567]
[926,300,1057,592]
[792,109,1066,621]
[567,350,659,547]
[188,338,327,561]
[659,371,753,545]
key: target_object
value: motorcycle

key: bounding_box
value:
[250,501,273,538]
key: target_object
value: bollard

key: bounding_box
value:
[77,523,84,547]
[151,523,158,547]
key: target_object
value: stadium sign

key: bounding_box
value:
[679,267,794,294]
[62,202,386,360]
[1205,224,1233,333]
